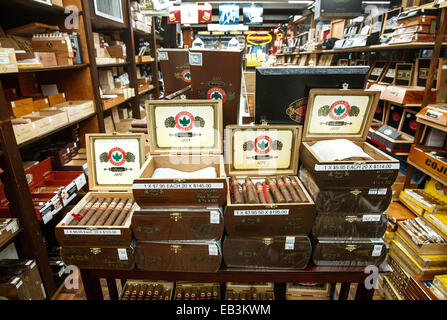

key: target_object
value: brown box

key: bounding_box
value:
[48,93,66,106]
[158,49,190,95]
[32,97,50,111]
[36,52,57,67]
[223,236,311,269]
[396,220,447,255]
[133,100,227,207]
[300,89,399,189]
[9,97,33,117]
[17,73,40,97]
[226,282,274,300]
[32,36,73,66]
[134,241,222,272]
[120,280,174,300]
[107,45,126,58]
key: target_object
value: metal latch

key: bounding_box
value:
[173,178,186,182]
[262,238,273,245]
[171,245,182,254]
[342,83,349,90]
[345,245,357,252]
[354,161,366,166]
[170,212,182,222]
[266,204,278,209]
[350,190,361,196]
[90,248,101,255]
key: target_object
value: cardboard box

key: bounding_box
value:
[0,48,18,73]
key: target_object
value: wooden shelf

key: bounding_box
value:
[91,15,128,31]
[97,62,129,68]
[18,112,96,148]
[0,0,79,16]
[102,96,135,111]
[417,118,447,133]
[0,228,22,253]
[133,28,151,37]
[136,59,154,65]
[407,159,447,186]
[7,64,89,74]
[138,85,155,95]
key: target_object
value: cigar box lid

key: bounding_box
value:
[225,124,301,176]
[145,99,223,155]
[86,133,145,191]
[302,89,380,142]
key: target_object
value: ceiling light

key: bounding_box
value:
[288,1,314,4]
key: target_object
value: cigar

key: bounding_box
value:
[276,176,293,203]
[233,292,240,300]
[281,176,301,203]
[104,198,129,226]
[138,284,148,301]
[230,177,244,204]
[258,292,264,300]
[240,292,247,300]
[69,197,97,225]
[122,284,133,300]
[113,199,135,226]
[86,197,113,225]
[95,197,120,226]
[175,288,183,300]
[158,289,165,300]
[144,284,155,300]
[152,284,163,300]
[266,178,285,203]
[206,287,212,300]
[227,291,233,300]
[250,288,257,300]
[291,176,307,202]
[255,182,267,204]
[78,197,105,226]
[190,288,197,300]
[200,288,206,300]
[164,289,171,300]
[264,183,275,204]
[212,286,219,300]
[130,284,140,300]
[184,288,191,300]
[241,184,248,203]
[245,178,260,204]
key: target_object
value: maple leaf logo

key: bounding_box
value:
[210,91,222,100]
[112,152,122,162]
[334,106,345,116]
[179,116,190,127]
[258,141,269,150]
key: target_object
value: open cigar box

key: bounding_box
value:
[120,280,174,300]
[416,105,447,127]
[134,240,222,272]
[223,236,311,269]
[312,238,387,267]
[396,220,447,255]
[224,125,315,237]
[381,85,436,105]
[174,282,220,300]
[225,282,274,300]
[300,89,400,189]
[133,100,227,207]
[56,133,145,248]
[286,282,330,300]
[131,207,224,241]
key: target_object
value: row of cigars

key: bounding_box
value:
[57,90,402,272]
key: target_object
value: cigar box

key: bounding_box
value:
[11,119,40,144]
[48,93,66,106]
[382,275,406,300]
[395,63,414,87]
[120,280,174,300]
[312,213,388,239]
[0,48,18,74]
[32,97,50,111]
[223,236,311,269]
[381,85,436,105]
[425,213,447,238]
[0,219,20,247]
[133,100,227,207]
[225,282,274,300]
[300,89,399,189]
[55,133,145,247]
[396,220,447,255]
[387,255,411,291]
[312,238,387,267]
[380,61,401,85]
[368,61,389,83]
[286,282,330,300]
[134,240,222,272]
[34,109,69,131]
[369,125,415,154]
[158,49,190,95]
[175,282,220,300]
[299,167,392,214]
[389,33,440,44]
[415,58,441,89]
[61,244,135,270]
[49,100,95,122]
[416,105,447,127]
[408,145,447,184]
[9,98,34,118]
[189,49,242,127]
[131,207,224,241]
[224,125,315,237]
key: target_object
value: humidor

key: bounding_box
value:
[300,89,399,189]
[133,100,227,207]
[134,240,222,272]
[223,236,311,269]
[158,49,190,95]
[312,238,387,267]
[224,125,315,237]
[416,105,447,127]
[56,133,145,247]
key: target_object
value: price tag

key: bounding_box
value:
[74,174,87,190]
[48,117,53,123]
[362,215,382,222]
[42,212,53,225]
[208,244,218,256]
[372,245,383,257]
[117,248,128,261]
[6,220,18,233]
[285,236,295,250]
[210,211,220,224]
[58,266,65,277]
[32,123,36,129]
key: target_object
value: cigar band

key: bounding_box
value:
[100,203,108,209]
[86,202,94,208]
[108,202,117,209]
[246,181,253,187]
[71,213,83,220]
[290,180,297,186]
[147,290,153,295]
[277,181,284,187]
[230,181,240,187]
[116,203,125,210]
[124,203,133,209]
[92,203,101,209]
[262,184,271,204]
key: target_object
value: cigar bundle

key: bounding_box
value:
[229,176,307,204]
[69,197,134,226]
[401,217,446,245]
[226,290,274,300]
[120,282,172,300]
[174,285,219,300]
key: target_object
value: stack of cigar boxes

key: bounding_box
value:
[132,100,226,273]
[299,89,399,266]
[56,133,145,270]
[222,124,315,269]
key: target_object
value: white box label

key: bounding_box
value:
[210,211,220,224]
[118,248,128,261]
[363,214,382,222]
[134,183,224,190]
[372,245,383,257]
[189,52,202,66]
[285,236,295,250]
[234,209,289,216]
[208,244,218,256]
[315,163,400,171]
[63,229,121,235]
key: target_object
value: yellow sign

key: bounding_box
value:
[246,33,272,46]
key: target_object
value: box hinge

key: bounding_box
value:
[171,245,182,254]
[90,248,101,255]
[262,238,273,245]
[170,212,182,222]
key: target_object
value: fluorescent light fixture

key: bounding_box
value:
[362,1,391,4]
[288,1,314,4]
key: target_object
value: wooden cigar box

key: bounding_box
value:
[390,32,443,44]
[312,239,387,267]
[34,109,69,131]
[223,236,311,269]
[299,167,392,213]
[415,58,441,89]
[368,61,390,83]
[396,15,438,28]
[408,145,447,184]
[175,282,220,300]
[395,63,414,86]
[32,97,50,111]
[300,89,399,189]
[133,100,227,207]
[48,93,66,106]
[286,282,330,300]
[49,100,95,122]
[0,219,20,247]
[55,133,145,247]
[226,282,274,300]
[394,24,435,35]
[416,105,447,128]
[131,207,224,241]
[120,280,174,300]
[158,49,190,95]
[379,61,402,85]
[312,213,387,239]
[387,255,411,290]
[224,125,315,237]
[381,84,436,105]
[31,35,74,66]
[396,220,447,255]
[189,49,242,127]
[61,244,135,270]
[9,98,34,118]
[134,240,222,272]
